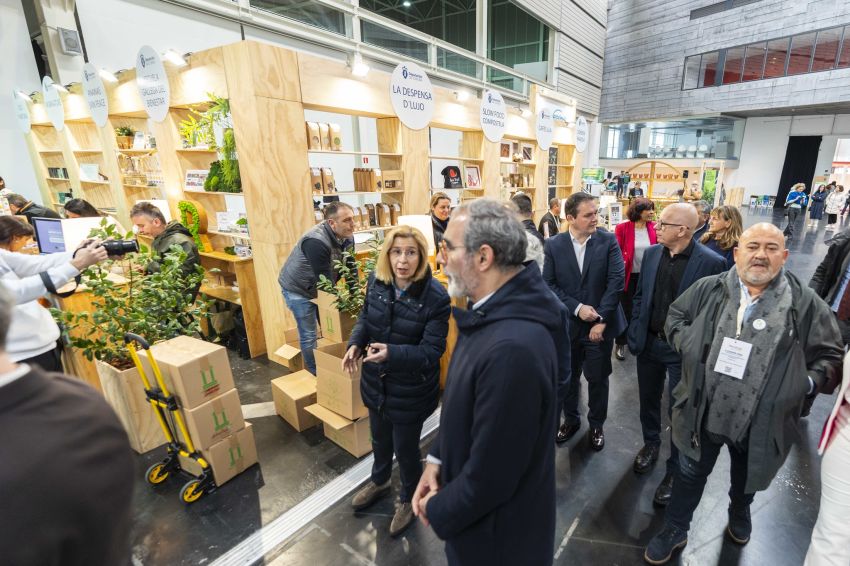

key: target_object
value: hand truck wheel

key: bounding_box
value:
[145,461,170,485]
[180,478,205,504]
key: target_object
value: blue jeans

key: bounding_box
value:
[282,289,318,374]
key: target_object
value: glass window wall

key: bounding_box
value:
[599,117,746,161]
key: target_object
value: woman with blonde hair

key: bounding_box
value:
[700,205,743,269]
[342,226,450,537]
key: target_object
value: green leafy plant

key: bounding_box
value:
[115,125,135,136]
[52,221,209,369]
[316,238,381,317]
[178,200,206,251]
[181,94,241,193]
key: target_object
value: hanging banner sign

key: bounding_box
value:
[81,63,109,128]
[136,45,170,123]
[42,76,64,132]
[389,62,434,130]
[575,116,588,153]
[480,89,506,142]
[535,105,554,151]
[12,90,31,134]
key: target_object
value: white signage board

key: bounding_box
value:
[12,91,30,134]
[535,103,554,151]
[42,76,64,132]
[81,63,109,128]
[480,90,506,142]
[575,116,588,153]
[136,45,170,123]
[389,62,434,130]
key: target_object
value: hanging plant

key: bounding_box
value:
[178,200,206,252]
[181,94,241,193]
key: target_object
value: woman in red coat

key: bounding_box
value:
[613,197,657,360]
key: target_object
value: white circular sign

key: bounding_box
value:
[42,76,64,132]
[575,116,589,153]
[535,106,554,151]
[136,45,170,123]
[389,62,434,130]
[12,90,31,134]
[81,63,109,128]
[480,90,506,143]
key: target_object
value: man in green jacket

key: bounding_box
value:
[129,202,201,293]
[644,223,843,565]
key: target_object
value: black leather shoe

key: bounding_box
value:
[633,444,660,474]
[556,422,581,444]
[615,345,626,360]
[589,427,605,451]
[726,504,751,545]
[653,472,674,507]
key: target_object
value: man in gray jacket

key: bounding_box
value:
[278,202,356,374]
[644,223,843,565]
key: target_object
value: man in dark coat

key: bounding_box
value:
[643,223,843,564]
[810,227,850,345]
[544,191,626,451]
[6,192,60,231]
[626,203,726,506]
[511,192,544,244]
[538,197,562,239]
[412,199,564,566]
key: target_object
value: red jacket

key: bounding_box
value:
[614,220,657,289]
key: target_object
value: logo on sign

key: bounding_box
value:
[140,54,146,68]
[487,93,492,103]
[402,66,408,79]
[84,70,94,81]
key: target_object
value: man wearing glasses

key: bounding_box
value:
[626,203,726,506]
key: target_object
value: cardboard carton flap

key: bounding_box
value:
[272,372,317,399]
[274,343,301,361]
[305,403,352,430]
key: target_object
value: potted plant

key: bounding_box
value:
[115,125,136,149]
[180,94,242,193]
[235,216,248,235]
[52,220,209,452]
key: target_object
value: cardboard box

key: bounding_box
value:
[319,123,331,150]
[179,422,258,486]
[150,335,235,410]
[271,371,320,431]
[305,404,371,457]
[314,210,324,224]
[179,388,245,450]
[329,123,342,151]
[273,329,332,371]
[314,291,357,343]
[310,168,323,195]
[314,342,368,420]
[306,122,321,150]
[321,167,335,194]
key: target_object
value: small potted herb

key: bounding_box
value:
[115,126,136,149]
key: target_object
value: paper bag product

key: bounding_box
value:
[390,203,401,225]
[329,123,343,151]
[373,169,383,191]
[310,168,323,196]
[178,388,245,451]
[305,404,371,457]
[376,203,391,227]
[149,335,235,410]
[314,209,324,224]
[306,122,321,150]
[179,423,258,486]
[382,170,403,190]
[364,204,377,226]
[271,371,320,431]
[321,168,335,194]
[352,168,362,192]
[319,123,331,150]
[349,206,362,231]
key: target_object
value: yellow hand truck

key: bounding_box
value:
[125,333,217,504]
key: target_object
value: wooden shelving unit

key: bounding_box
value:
[547,144,577,203]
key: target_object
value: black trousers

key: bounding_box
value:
[369,408,424,503]
[665,428,754,532]
[636,336,681,473]
[616,276,640,346]
[783,207,801,236]
[20,346,62,372]
[563,335,613,428]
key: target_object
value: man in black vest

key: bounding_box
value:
[278,202,356,374]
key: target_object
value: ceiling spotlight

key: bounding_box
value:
[402,0,411,6]
[99,69,118,83]
[163,49,188,67]
[349,52,370,77]
[454,90,471,102]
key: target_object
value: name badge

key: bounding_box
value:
[713,337,752,380]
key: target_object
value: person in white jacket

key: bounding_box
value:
[824,185,845,231]
[0,216,107,371]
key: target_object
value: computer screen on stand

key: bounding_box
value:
[32,218,66,254]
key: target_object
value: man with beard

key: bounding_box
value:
[643,223,843,564]
[411,199,565,566]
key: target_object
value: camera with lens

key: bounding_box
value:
[99,239,139,257]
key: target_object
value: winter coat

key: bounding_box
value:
[810,190,828,219]
[825,190,845,215]
[18,202,60,225]
[427,264,564,566]
[615,220,657,289]
[431,214,449,249]
[665,270,843,492]
[810,228,850,304]
[348,269,450,424]
[148,221,201,280]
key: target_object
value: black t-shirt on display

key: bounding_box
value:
[441,166,463,188]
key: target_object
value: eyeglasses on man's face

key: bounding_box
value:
[438,238,466,258]
[657,220,687,231]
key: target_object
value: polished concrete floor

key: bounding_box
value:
[131,208,846,565]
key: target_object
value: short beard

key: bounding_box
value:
[446,257,477,299]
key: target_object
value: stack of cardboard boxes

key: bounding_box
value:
[150,336,258,486]
[272,291,371,457]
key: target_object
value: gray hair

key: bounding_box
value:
[0,284,10,349]
[455,199,527,271]
[6,193,27,209]
[692,200,712,216]
[524,232,544,272]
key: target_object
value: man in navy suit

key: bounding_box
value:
[544,192,626,451]
[627,203,727,506]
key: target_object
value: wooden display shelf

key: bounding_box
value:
[319,190,404,196]
[184,188,244,196]
[38,149,63,154]
[123,184,161,189]
[428,155,484,161]
[500,159,536,166]
[117,148,157,154]
[308,150,402,157]
[550,164,574,167]
[200,283,241,305]
[207,228,251,241]
[80,179,110,185]
[549,184,573,188]
[354,226,395,234]
[431,187,484,191]
[46,177,72,182]
[176,148,217,153]
[199,250,252,263]
[73,149,102,155]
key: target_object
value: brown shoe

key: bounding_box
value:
[351,481,390,511]
[389,500,414,537]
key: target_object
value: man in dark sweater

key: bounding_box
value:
[278,201,356,373]
[0,286,135,565]
[6,192,61,224]
[511,192,544,244]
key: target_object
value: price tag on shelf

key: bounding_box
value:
[81,63,109,128]
[389,61,434,130]
[136,45,171,123]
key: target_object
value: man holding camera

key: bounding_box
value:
[129,203,201,289]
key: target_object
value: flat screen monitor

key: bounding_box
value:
[32,217,66,254]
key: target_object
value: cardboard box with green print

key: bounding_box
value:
[178,388,245,451]
[150,335,235,410]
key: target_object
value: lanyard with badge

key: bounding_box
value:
[713,288,766,379]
